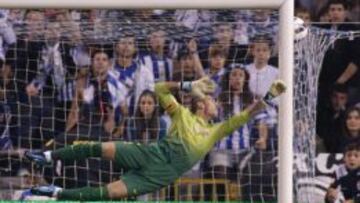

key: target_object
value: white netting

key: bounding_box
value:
[294,26,360,203]
[0,9,283,202]
[1,8,358,202]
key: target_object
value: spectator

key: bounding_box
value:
[0,9,16,64]
[25,22,79,137]
[53,10,82,44]
[130,10,169,23]
[0,9,16,104]
[317,6,331,22]
[232,10,252,45]
[140,29,173,82]
[5,9,45,148]
[205,44,227,85]
[317,85,348,153]
[325,143,360,203]
[313,0,331,19]
[127,90,167,143]
[327,0,351,24]
[174,9,214,31]
[339,107,360,152]
[63,50,127,145]
[23,9,45,39]
[207,66,255,200]
[173,41,203,82]
[245,34,279,98]
[7,9,25,31]
[218,66,253,120]
[121,10,174,56]
[183,40,226,96]
[233,9,278,51]
[317,0,360,130]
[348,0,360,22]
[245,34,279,151]
[243,10,278,44]
[96,10,126,23]
[112,32,154,116]
[48,52,125,190]
[198,20,248,68]
[295,6,312,26]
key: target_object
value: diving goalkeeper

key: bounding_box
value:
[24,77,286,200]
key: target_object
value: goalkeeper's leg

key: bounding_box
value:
[26,142,177,200]
[30,166,174,200]
[52,159,178,200]
[28,179,128,200]
[59,180,128,200]
[25,142,116,165]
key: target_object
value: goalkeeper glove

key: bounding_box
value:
[263,79,287,104]
[181,77,217,99]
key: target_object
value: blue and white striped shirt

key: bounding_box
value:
[31,42,77,102]
[214,94,278,152]
[112,61,138,97]
[215,122,252,153]
[214,95,253,153]
[140,54,173,82]
[111,60,155,115]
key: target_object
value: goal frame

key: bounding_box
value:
[0,0,294,202]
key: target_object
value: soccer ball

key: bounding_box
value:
[294,17,308,40]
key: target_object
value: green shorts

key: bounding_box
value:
[114,141,179,196]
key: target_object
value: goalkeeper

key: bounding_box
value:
[24,77,286,200]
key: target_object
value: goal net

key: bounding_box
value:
[294,26,360,203]
[0,9,280,202]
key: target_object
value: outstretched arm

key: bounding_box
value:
[155,77,217,116]
[214,100,267,140]
[154,82,181,117]
[214,79,287,140]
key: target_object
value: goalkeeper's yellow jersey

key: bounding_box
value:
[155,83,250,175]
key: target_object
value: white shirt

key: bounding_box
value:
[246,63,279,97]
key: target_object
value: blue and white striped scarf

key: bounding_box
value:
[82,71,128,109]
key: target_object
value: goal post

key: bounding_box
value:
[278,1,294,203]
[0,0,294,202]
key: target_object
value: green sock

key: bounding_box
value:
[58,186,109,201]
[51,142,102,161]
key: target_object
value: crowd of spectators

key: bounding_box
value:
[296,1,359,202]
[0,0,358,201]
[298,0,360,154]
